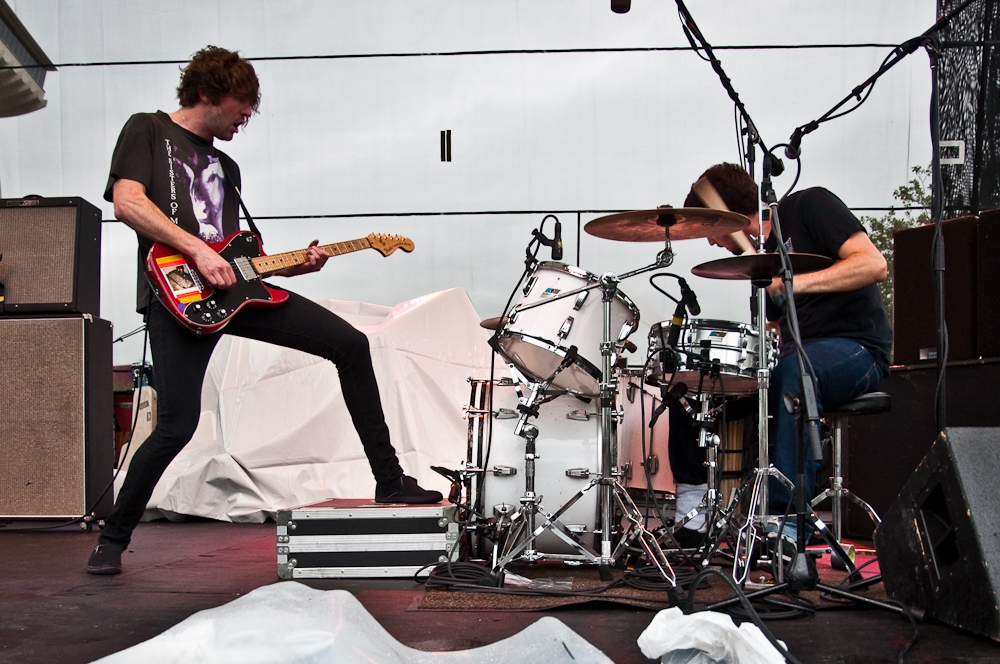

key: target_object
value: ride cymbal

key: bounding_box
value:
[691,253,832,281]
[584,208,750,242]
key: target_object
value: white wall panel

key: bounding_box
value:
[0,0,935,364]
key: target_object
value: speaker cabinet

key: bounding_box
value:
[893,217,979,365]
[874,427,1000,641]
[0,197,102,314]
[0,316,114,518]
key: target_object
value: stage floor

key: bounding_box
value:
[1,520,997,663]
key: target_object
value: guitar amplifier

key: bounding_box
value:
[276,499,458,579]
[0,315,114,519]
[0,197,102,314]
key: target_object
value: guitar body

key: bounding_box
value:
[146,230,288,335]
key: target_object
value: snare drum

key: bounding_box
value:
[472,379,601,554]
[494,262,639,396]
[647,318,775,395]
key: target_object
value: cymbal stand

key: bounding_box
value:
[595,272,678,590]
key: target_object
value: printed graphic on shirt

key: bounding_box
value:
[165,137,227,242]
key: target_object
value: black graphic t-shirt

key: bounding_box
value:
[764,187,893,372]
[104,111,242,312]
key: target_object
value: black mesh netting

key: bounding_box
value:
[938,0,1000,215]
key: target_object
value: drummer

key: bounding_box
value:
[682,163,892,534]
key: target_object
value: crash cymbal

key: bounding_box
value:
[584,207,750,242]
[691,253,833,281]
[480,316,508,330]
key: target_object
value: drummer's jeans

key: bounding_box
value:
[767,338,885,515]
[99,291,404,548]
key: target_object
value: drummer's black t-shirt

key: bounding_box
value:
[764,187,892,372]
[104,111,242,313]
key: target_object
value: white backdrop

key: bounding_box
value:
[0,0,935,365]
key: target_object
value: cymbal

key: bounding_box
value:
[691,253,833,281]
[584,208,750,242]
[480,316,508,330]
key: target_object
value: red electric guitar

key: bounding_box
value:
[146,230,414,335]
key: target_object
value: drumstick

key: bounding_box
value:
[692,176,757,255]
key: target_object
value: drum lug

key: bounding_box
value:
[642,455,658,475]
[494,407,518,420]
[566,409,596,421]
[522,275,537,296]
[573,290,589,310]
[558,316,574,340]
[492,465,518,476]
[621,460,633,480]
[566,468,591,479]
[616,406,625,424]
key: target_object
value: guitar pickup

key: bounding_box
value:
[234,256,257,281]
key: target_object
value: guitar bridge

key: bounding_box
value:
[234,256,258,281]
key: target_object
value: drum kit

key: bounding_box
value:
[452,204,837,587]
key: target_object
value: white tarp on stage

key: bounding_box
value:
[92,582,613,664]
[128,288,495,523]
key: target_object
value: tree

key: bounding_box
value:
[859,165,932,325]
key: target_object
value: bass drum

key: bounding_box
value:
[494,262,639,397]
[476,380,601,554]
[618,370,676,494]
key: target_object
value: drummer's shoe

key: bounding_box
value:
[671,525,707,549]
[375,474,443,504]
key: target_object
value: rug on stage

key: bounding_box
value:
[413,550,887,613]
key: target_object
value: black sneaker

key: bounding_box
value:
[375,475,443,504]
[87,543,125,575]
[670,526,707,549]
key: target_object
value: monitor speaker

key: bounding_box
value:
[0,316,114,519]
[873,427,1000,641]
[0,197,102,315]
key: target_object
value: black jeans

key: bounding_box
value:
[100,290,403,547]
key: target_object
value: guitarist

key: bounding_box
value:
[88,46,441,575]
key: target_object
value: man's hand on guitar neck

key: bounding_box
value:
[272,239,331,278]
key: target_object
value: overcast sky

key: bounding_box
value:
[1,0,938,364]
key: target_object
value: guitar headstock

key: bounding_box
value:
[367,233,415,256]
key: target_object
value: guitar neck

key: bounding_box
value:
[250,238,373,277]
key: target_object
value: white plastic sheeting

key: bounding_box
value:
[127,288,494,522]
[637,607,785,664]
[92,582,614,664]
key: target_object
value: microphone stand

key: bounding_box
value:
[780,0,978,432]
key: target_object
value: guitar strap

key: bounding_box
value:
[217,158,264,242]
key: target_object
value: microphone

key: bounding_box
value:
[678,278,701,316]
[666,296,686,351]
[611,0,631,13]
[784,128,803,160]
[552,219,563,261]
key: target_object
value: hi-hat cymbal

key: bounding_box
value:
[584,208,750,242]
[691,253,832,281]
[480,316,508,330]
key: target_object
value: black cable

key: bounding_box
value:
[0,42,912,72]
